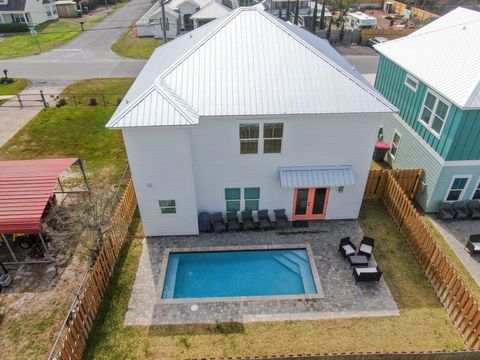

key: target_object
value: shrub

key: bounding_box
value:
[88,97,98,106]
[0,23,30,33]
[56,98,67,107]
[0,78,14,84]
[116,97,123,105]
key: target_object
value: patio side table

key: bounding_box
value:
[348,255,369,268]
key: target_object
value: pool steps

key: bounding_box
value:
[273,254,316,293]
[162,255,180,298]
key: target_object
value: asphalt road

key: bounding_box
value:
[0,0,380,81]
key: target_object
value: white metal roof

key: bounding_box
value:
[279,165,355,187]
[374,7,480,110]
[191,1,231,20]
[107,7,395,128]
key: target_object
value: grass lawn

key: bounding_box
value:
[112,28,163,59]
[370,159,391,170]
[0,78,29,105]
[0,17,101,59]
[84,201,464,360]
[0,78,134,186]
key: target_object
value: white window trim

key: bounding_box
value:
[404,73,418,92]
[263,122,284,154]
[389,130,401,160]
[418,89,451,139]
[443,175,472,202]
[224,187,260,212]
[471,178,480,201]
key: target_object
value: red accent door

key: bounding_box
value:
[292,188,329,220]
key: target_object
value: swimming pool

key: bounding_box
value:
[161,246,319,299]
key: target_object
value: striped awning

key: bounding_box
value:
[279,166,355,188]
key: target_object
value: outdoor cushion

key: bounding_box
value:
[342,245,355,256]
[474,244,480,251]
[356,267,378,274]
[359,244,373,254]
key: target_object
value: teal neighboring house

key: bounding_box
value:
[373,7,480,212]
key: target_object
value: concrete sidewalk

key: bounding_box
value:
[0,81,69,147]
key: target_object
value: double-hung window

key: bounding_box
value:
[390,131,401,159]
[239,124,259,154]
[225,188,241,211]
[263,123,283,153]
[159,200,176,214]
[419,90,450,136]
[445,177,470,202]
[244,187,260,211]
[472,180,480,200]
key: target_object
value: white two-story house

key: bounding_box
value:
[0,0,58,25]
[107,7,395,236]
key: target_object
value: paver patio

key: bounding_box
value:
[125,220,399,325]
[430,217,480,287]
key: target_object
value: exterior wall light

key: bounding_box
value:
[338,186,344,193]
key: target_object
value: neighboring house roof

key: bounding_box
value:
[190,0,231,20]
[107,8,395,128]
[0,0,26,12]
[43,0,56,4]
[151,4,180,19]
[374,7,480,110]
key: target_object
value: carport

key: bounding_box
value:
[0,158,90,264]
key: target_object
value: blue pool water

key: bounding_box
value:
[162,248,317,299]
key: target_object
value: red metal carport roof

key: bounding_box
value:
[0,158,79,234]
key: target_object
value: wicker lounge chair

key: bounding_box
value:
[439,202,455,220]
[358,236,375,259]
[241,211,256,230]
[468,200,480,219]
[258,210,272,230]
[211,212,226,233]
[453,201,469,219]
[227,211,240,231]
[466,234,480,255]
[338,237,356,260]
[274,209,289,229]
[353,266,382,284]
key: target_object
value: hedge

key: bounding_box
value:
[0,23,30,33]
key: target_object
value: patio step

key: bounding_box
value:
[273,255,301,275]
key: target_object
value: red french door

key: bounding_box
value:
[292,188,330,220]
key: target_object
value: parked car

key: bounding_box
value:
[368,36,388,48]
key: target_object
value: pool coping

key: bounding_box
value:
[157,243,325,303]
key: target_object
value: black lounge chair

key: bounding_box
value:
[211,212,226,233]
[468,200,480,219]
[353,266,383,284]
[338,237,356,260]
[274,209,289,229]
[466,234,480,255]
[358,236,375,259]
[453,201,469,219]
[439,202,455,220]
[241,211,256,230]
[227,211,240,231]
[258,210,272,230]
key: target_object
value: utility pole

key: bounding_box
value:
[29,26,42,53]
[105,0,109,13]
[161,0,167,43]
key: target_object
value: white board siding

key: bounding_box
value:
[189,113,381,221]
[122,127,199,236]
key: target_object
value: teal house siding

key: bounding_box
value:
[432,166,480,205]
[375,55,465,160]
[447,110,480,160]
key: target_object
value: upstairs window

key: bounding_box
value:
[390,131,401,159]
[244,187,260,211]
[445,176,470,202]
[263,123,283,153]
[159,200,176,214]
[419,90,450,137]
[239,124,259,154]
[404,74,418,92]
[225,188,241,211]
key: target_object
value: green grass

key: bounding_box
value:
[0,17,101,59]
[112,28,163,59]
[84,201,464,360]
[0,78,28,95]
[0,78,134,186]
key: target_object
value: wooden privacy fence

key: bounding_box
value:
[364,169,423,200]
[51,179,137,360]
[381,171,480,349]
[390,0,439,22]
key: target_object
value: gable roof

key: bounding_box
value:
[374,7,480,110]
[191,1,231,20]
[107,8,395,128]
